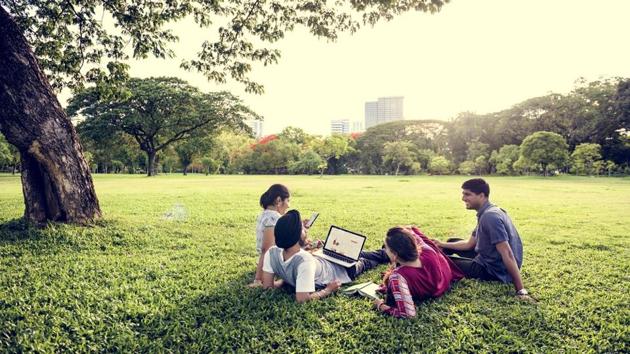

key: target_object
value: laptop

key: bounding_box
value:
[313,225,367,267]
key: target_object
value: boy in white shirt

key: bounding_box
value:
[262,210,384,303]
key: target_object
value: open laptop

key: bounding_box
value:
[313,225,366,267]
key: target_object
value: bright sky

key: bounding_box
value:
[86,0,630,136]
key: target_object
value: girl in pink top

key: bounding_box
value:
[374,226,464,318]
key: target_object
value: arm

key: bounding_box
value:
[295,281,341,303]
[254,227,275,282]
[294,259,341,303]
[435,233,476,252]
[374,273,416,318]
[260,248,281,289]
[495,241,524,292]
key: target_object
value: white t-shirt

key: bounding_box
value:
[263,247,351,293]
[255,209,281,253]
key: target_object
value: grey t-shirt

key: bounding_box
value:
[473,202,523,283]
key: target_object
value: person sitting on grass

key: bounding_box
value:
[262,210,385,302]
[373,226,464,318]
[433,178,534,302]
[249,184,291,288]
[249,184,319,288]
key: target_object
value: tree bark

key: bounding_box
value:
[0,6,101,224]
[146,150,157,176]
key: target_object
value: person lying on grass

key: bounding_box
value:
[261,210,387,303]
[249,184,318,288]
[433,178,535,302]
[373,226,464,318]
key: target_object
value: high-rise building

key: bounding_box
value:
[364,102,378,129]
[330,119,350,135]
[364,96,404,129]
[245,119,263,138]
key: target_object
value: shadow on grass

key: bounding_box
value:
[0,218,43,242]
[0,217,148,257]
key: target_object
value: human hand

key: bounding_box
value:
[273,279,284,288]
[302,219,311,229]
[516,294,537,304]
[325,280,341,292]
[373,298,386,311]
[433,239,446,249]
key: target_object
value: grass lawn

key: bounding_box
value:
[1,174,629,352]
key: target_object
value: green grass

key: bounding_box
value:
[1,174,629,352]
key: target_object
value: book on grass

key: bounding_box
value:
[341,281,381,300]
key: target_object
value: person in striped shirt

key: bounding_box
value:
[373,226,464,318]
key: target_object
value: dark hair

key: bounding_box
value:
[461,178,490,197]
[260,184,290,209]
[385,227,419,263]
[274,210,302,249]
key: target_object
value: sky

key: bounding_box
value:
[87,0,630,136]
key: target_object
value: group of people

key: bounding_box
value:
[248,178,534,319]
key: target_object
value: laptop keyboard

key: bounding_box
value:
[323,249,354,264]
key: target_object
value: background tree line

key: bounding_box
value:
[1,77,628,177]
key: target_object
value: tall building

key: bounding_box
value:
[245,119,263,138]
[330,119,350,135]
[364,96,404,129]
[364,102,378,130]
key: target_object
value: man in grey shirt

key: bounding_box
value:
[435,178,533,301]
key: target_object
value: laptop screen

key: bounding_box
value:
[324,226,366,261]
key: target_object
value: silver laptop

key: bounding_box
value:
[313,225,366,267]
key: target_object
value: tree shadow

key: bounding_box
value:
[0,217,44,242]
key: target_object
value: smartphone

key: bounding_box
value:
[305,212,319,228]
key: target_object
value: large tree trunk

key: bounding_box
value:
[146,150,157,176]
[0,6,101,224]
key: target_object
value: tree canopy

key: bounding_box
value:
[520,131,569,176]
[68,77,258,176]
[1,0,448,94]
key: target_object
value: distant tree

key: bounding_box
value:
[467,140,490,161]
[356,120,448,174]
[278,127,311,146]
[513,156,535,175]
[474,156,488,175]
[313,135,354,176]
[288,150,323,175]
[570,143,602,175]
[176,138,212,175]
[447,112,492,164]
[458,161,475,175]
[520,131,569,176]
[490,145,520,175]
[201,157,220,175]
[428,156,451,175]
[214,131,254,174]
[383,141,415,176]
[415,149,435,171]
[0,135,13,171]
[245,139,301,174]
[111,160,125,174]
[69,77,258,176]
[604,160,618,176]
